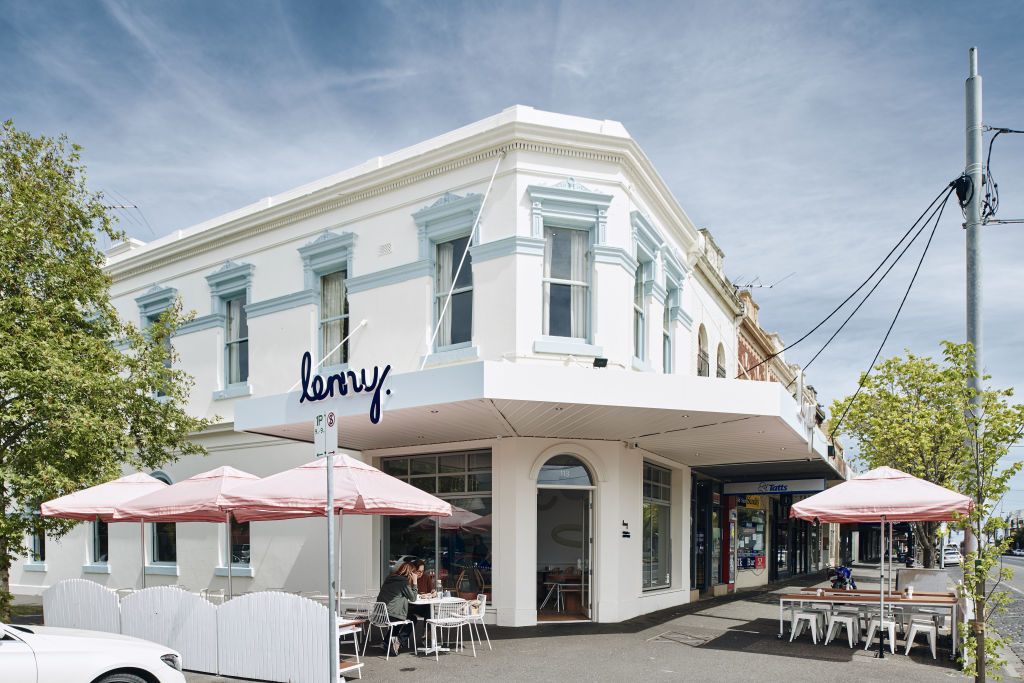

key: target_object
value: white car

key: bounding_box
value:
[942,547,963,566]
[1,622,185,683]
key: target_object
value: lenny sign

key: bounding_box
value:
[297,351,392,424]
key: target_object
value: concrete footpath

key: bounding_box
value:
[181,565,1022,683]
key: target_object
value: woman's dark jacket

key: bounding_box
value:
[377,574,416,620]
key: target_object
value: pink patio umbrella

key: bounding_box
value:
[220,454,454,521]
[220,453,452,676]
[409,506,483,531]
[111,466,262,599]
[41,472,169,588]
[465,513,492,533]
[790,466,973,658]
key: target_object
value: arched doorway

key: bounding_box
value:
[536,454,594,622]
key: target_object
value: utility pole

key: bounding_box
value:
[964,45,985,683]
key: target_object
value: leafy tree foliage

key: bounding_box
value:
[0,121,211,620]
[831,341,1024,681]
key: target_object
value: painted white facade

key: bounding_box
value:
[13,106,840,626]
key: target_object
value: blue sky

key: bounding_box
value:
[3,0,1023,510]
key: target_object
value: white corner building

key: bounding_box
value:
[13,106,846,626]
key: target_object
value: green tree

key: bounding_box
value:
[0,121,212,620]
[831,342,1024,681]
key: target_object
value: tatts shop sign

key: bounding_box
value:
[297,351,391,424]
[723,478,825,495]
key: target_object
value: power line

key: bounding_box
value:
[795,186,955,379]
[738,183,955,380]
[829,188,953,443]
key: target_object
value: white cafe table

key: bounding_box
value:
[410,595,466,655]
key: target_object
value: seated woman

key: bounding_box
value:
[376,561,418,654]
[407,560,432,632]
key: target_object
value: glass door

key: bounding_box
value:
[581,490,592,619]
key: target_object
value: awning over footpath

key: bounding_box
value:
[235,361,841,478]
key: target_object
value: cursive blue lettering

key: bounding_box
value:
[368,365,391,425]
[298,351,392,424]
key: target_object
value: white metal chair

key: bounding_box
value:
[426,601,476,661]
[338,622,364,678]
[790,610,824,644]
[824,612,858,647]
[464,594,492,650]
[200,588,225,604]
[905,618,937,659]
[864,614,898,653]
[361,601,415,661]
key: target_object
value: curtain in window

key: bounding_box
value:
[436,241,454,347]
[226,297,248,384]
[570,229,588,338]
[321,272,346,365]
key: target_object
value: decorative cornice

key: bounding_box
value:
[526,178,613,239]
[671,306,694,330]
[469,235,546,263]
[631,210,664,263]
[345,259,433,295]
[176,313,224,336]
[205,260,254,298]
[245,289,318,319]
[102,118,699,282]
[413,192,484,259]
[135,285,178,321]
[662,248,688,288]
[298,230,356,289]
[592,244,638,277]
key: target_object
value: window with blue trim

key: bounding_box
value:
[320,270,349,367]
[93,518,108,563]
[149,471,176,565]
[205,261,254,390]
[436,236,472,347]
[225,296,249,385]
[662,300,672,374]
[543,226,590,339]
[633,264,646,360]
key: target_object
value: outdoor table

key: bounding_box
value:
[798,587,954,597]
[778,592,959,657]
[411,595,466,655]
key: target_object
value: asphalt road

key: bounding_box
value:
[990,554,1024,664]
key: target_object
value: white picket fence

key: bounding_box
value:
[219,592,334,683]
[121,586,219,674]
[41,579,120,634]
[43,581,343,682]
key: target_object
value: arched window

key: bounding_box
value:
[716,343,727,378]
[538,454,594,487]
[697,325,709,377]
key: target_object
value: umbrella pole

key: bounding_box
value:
[876,515,885,658]
[888,521,893,594]
[336,513,343,604]
[225,512,233,600]
[140,520,146,589]
[326,452,338,682]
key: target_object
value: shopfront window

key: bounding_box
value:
[92,518,108,563]
[381,450,492,601]
[736,505,766,570]
[642,462,671,590]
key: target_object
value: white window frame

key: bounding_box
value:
[206,261,254,397]
[319,269,349,367]
[642,461,672,591]
[543,225,592,341]
[434,236,474,350]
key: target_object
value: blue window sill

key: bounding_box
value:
[215,565,255,578]
[319,363,350,377]
[213,382,253,401]
[23,562,47,573]
[145,563,180,576]
[533,338,604,357]
[422,345,479,367]
[82,563,111,575]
